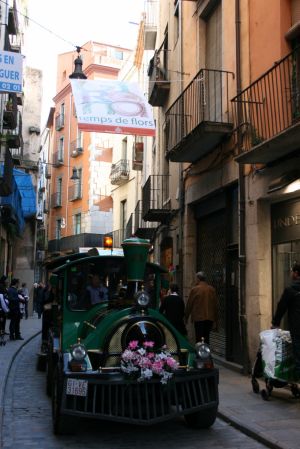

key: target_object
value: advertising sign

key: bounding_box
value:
[0,50,23,93]
[71,79,155,136]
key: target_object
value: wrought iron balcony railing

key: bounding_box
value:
[51,192,62,208]
[48,233,104,253]
[70,138,83,157]
[110,159,130,185]
[55,113,64,131]
[165,68,234,163]
[52,150,64,167]
[134,200,158,239]
[68,183,82,201]
[3,94,18,130]
[112,229,125,248]
[142,175,172,223]
[148,48,170,107]
[125,214,134,239]
[232,47,300,164]
[6,112,23,151]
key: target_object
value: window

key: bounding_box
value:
[57,177,62,205]
[114,50,123,60]
[120,200,127,240]
[74,213,81,235]
[121,137,128,160]
[62,70,66,82]
[174,0,179,46]
[75,168,82,198]
[56,219,62,240]
[58,137,64,161]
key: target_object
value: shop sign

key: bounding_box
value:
[0,51,23,93]
[271,199,300,244]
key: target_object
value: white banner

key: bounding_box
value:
[71,79,155,136]
[0,51,23,93]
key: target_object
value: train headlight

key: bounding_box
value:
[194,342,214,369]
[135,290,150,308]
[71,343,87,362]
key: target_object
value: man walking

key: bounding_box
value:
[185,271,218,345]
[8,278,24,340]
[272,263,300,378]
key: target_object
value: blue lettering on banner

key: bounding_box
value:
[0,81,21,92]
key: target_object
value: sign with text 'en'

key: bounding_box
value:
[0,51,23,93]
[71,79,155,137]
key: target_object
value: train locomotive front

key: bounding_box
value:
[45,237,219,434]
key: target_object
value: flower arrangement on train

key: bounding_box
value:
[121,340,179,384]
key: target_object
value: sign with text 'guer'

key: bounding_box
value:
[71,79,155,137]
[0,51,23,93]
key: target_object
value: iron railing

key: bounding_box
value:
[134,200,158,238]
[52,150,64,166]
[55,113,64,131]
[112,229,125,248]
[70,138,83,157]
[110,160,129,185]
[48,233,104,253]
[50,192,62,208]
[68,183,82,201]
[165,68,233,154]
[125,214,134,239]
[142,175,170,220]
[144,0,158,27]
[232,47,300,153]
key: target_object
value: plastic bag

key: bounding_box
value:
[260,329,296,382]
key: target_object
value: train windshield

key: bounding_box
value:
[66,258,157,311]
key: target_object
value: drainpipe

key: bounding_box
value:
[236,0,250,373]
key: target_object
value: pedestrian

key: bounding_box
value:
[159,283,187,335]
[20,282,29,319]
[272,263,300,379]
[0,275,9,336]
[7,278,24,340]
[0,287,9,340]
[185,271,218,345]
[36,282,45,318]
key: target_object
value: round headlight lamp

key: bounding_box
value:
[195,342,211,359]
[71,344,87,361]
[135,290,150,307]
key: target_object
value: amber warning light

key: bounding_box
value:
[103,235,113,250]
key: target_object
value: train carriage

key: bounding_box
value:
[41,237,219,434]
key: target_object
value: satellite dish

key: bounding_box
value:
[60,217,66,229]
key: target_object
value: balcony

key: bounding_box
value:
[144,0,158,50]
[45,165,51,179]
[3,94,18,129]
[132,142,143,171]
[148,48,170,107]
[134,200,158,240]
[125,214,134,239]
[0,149,13,196]
[8,1,18,35]
[36,227,46,250]
[55,113,64,131]
[165,69,233,163]
[70,138,83,157]
[142,175,172,223]
[51,192,62,208]
[232,48,300,164]
[68,183,82,201]
[110,159,129,185]
[52,151,64,167]
[6,112,23,151]
[48,233,104,254]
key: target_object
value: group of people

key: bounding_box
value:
[159,271,218,345]
[0,276,29,341]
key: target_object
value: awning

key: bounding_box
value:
[0,168,25,234]
[13,168,36,218]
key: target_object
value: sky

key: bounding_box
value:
[23,0,144,126]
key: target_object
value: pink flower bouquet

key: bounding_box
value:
[121,340,179,384]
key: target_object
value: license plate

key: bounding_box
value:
[66,378,88,397]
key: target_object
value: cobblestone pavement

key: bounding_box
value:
[1,336,267,449]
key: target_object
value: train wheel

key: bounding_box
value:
[52,367,74,435]
[184,406,218,429]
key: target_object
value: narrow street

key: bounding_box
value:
[1,337,267,449]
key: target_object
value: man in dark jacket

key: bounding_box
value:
[8,278,24,340]
[159,283,186,335]
[272,263,300,377]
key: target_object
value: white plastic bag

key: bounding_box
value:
[260,328,295,381]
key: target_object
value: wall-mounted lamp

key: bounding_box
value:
[267,171,300,194]
[70,167,80,180]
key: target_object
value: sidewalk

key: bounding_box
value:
[1,317,299,449]
[0,315,41,428]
